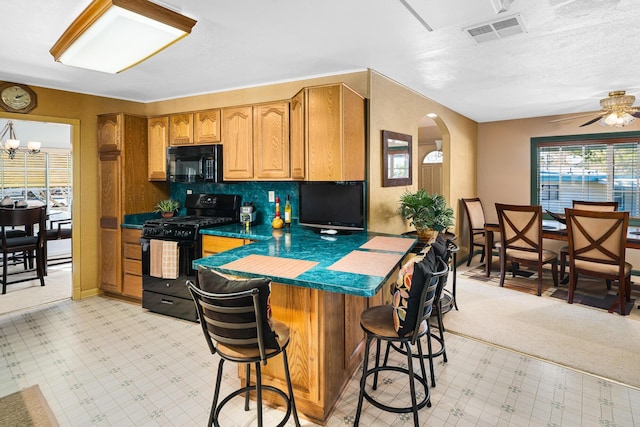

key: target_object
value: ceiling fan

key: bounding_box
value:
[550,91,640,127]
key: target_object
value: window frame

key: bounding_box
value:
[530,130,640,226]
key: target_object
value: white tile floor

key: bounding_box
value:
[2,295,639,426]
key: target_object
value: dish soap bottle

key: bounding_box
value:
[284,195,291,227]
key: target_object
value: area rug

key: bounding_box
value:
[0,385,59,426]
[550,288,636,315]
[446,265,640,389]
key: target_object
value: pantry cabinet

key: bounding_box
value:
[304,83,366,181]
[98,113,169,297]
[148,116,169,181]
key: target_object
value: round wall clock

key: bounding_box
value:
[0,83,37,113]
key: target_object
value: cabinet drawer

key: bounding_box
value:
[123,273,142,299]
[202,235,246,254]
[122,228,142,243]
[123,242,142,260]
[123,258,141,275]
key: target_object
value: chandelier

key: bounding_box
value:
[0,120,41,159]
[599,91,639,127]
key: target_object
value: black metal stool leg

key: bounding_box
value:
[354,335,372,427]
[244,363,250,411]
[404,341,419,427]
[282,348,301,427]
[211,358,225,427]
[373,338,381,390]
[255,362,263,427]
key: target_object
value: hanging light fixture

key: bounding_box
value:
[0,121,42,159]
[50,0,197,74]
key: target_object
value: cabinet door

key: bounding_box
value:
[97,113,121,152]
[341,86,366,181]
[99,153,122,293]
[194,109,221,144]
[290,90,306,180]
[201,235,246,257]
[148,116,169,181]
[222,106,254,180]
[170,113,193,145]
[254,101,290,179]
[307,85,343,181]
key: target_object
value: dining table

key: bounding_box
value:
[484,220,640,276]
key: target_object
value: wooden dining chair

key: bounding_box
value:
[559,201,618,281]
[462,198,496,266]
[0,206,47,294]
[496,203,558,296]
[564,208,631,315]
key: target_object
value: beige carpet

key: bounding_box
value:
[0,385,59,426]
[0,264,72,316]
[446,264,640,389]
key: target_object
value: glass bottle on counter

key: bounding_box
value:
[284,195,292,227]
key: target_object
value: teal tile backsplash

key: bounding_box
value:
[171,182,299,225]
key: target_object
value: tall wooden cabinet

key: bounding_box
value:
[98,113,169,297]
[295,83,366,181]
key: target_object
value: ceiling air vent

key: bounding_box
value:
[463,13,526,44]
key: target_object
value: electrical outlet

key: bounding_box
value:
[186,189,193,194]
[268,191,275,202]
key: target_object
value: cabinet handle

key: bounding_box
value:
[161,299,174,305]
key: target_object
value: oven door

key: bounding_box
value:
[141,238,199,321]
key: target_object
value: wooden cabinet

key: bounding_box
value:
[169,113,193,145]
[201,235,251,257]
[222,106,254,179]
[148,116,169,181]
[253,101,290,179]
[305,83,366,181]
[98,113,169,298]
[290,90,306,180]
[194,109,221,143]
[122,228,143,299]
[222,102,291,180]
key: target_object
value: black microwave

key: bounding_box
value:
[167,145,223,183]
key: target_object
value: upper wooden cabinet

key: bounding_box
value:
[194,109,221,143]
[222,106,254,180]
[306,83,366,181]
[253,101,290,179]
[169,113,193,145]
[148,116,169,181]
[290,90,306,180]
[97,113,122,152]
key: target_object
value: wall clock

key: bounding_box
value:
[0,82,37,113]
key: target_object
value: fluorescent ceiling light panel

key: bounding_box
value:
[50,0,196,74]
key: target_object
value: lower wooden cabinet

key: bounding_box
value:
[122,228,143,299]
[201,235,252,257]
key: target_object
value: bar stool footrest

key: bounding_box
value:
[360,365,431,413]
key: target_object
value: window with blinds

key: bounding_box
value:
[0,149,72,213]
[531,133,640,219]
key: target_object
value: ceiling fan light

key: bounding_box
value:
[600,111,635,127]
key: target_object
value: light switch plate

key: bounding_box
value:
[268,191,275,202]
[186,189,193,194]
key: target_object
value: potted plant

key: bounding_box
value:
[399,189,454,242]
[154,199,180,218]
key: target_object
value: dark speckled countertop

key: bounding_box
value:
[196,224,417,297]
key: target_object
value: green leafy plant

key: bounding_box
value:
[154,199,180,214]
[398,189,454,232]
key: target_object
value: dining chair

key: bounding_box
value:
[496,203,558,296]
[461,198,497,266]
[43,217,72,268]
[187,269,300,427]
[559,201,618,281]
[0,206,47,294]
[564,208,631,315]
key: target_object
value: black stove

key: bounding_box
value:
[141,193,241,322]
[142,194,240,241]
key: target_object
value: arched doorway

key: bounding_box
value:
[417,115,444,195]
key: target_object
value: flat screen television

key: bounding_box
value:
[298,181,366,233]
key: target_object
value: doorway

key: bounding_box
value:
[417,115,443,195]
[0,116,73,314]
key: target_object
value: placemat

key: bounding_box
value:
[220,254,318,279]
[327,250,403,277]
[359,236,415,253]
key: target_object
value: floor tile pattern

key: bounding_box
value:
[1,297,639,426]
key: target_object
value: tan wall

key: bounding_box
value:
[1,83,146,299]
[477,115,640,266]
[367,71,477,241]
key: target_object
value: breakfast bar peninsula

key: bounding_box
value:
[194,224,417,424]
